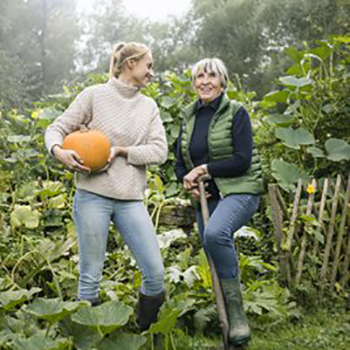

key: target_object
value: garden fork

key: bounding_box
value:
[197,174,245,350]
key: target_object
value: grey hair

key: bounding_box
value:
[191,58,229,89]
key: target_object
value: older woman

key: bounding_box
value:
[45,42,168,331]
[175,58,264,346]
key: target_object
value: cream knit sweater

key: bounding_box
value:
[45,77,168,200]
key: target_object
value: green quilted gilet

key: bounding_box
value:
[180,95,264,196]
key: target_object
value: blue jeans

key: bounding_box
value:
[196,194,260,280]
[73,189,164,300]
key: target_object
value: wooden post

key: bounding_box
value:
[296,179,316,284]
[313,178,329,255]
[320,175,342,280]
[340,232,350,288]
[286,179,303,252]
[332,174,350,286]
[268,184,291,284]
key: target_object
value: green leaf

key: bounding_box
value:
[0,288,41,310]
[10,205,40,228]
[59,318,103,350]
[148,309,181,335]
[71,301,133,334]
[307,146,325,158]
[275,127,314,149]
[325,138,350,161]
[266,114,295,126]
[197,250,212,289]
[157,229,187,250]
[160,96,177,109]
[26,298,85,324]
[279,76,312,88]
[48,194,67,209]
[271,159,302,193]
[7,135,31,143]
[263,90,290,103]
[0,331,14,346]
[333,35,350,43]
[98,332,147,350]
[12,332,70,350]
[160,111,173,122]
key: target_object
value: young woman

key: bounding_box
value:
[175,58,264,346]
[45,42,168,331]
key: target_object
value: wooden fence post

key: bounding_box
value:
[313,178,329,255]
[320,175,342,280]
[296,179,316,284]
[268,184,291,284]
[331,175,350,285]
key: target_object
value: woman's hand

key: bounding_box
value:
[94,146,128,173]
[52,145,90,173]
[190,187,211,202]
[183,164,208,190]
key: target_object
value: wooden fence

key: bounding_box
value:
[268,174,350,288]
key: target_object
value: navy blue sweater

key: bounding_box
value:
[175,94,253,198]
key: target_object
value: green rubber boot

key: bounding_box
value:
[220,277,251,346]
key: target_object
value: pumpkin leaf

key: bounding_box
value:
[26,298,85,324]
[59,318,103,350]
[271,159,308,193]
[157,229,187,250]
[263,90,290,103]
[7,135,31,143]
[266,114,295,126]
[279,76,313,88]
[71,301,133,334]
[0,288,41,310]
[275,127,314,149]
[98,332,147,350]
[325,138,350,161]
[148,308,181,335]
[12,332,70,350]
[307,146,325,158]
[10,205,41,229]
[160,96,177,109]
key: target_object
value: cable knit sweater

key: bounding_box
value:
[45,77,168,200]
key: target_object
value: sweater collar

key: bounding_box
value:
[196,93,224,111]
[108,77,140,98]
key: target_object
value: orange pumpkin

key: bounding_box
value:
[62,130,111,171]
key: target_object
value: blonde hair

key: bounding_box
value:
[109,42,150,78]
[192,58,229,89]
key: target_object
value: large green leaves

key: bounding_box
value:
[10,205,41,228]
[279,76,312,88]
[98,333,146,350]
[275,127,315,149]
[12,332,70,350]
[71,301,133,334]
[271,159,308,193]
[26,298,85,324]
[0,288,41,310]
[325,138,350,161]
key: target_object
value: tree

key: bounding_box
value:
[0,0,80,106]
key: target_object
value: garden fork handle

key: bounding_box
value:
[197,174,232,350]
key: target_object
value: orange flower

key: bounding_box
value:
[306,184,315,194]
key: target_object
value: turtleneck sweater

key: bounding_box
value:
[45,77,168,200]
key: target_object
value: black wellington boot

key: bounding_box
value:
[220,277,251,346]
[137,290,165,332]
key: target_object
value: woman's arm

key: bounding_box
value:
[126,106,168,166]
[45,88,93,156]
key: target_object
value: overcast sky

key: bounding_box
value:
[77,0,191,22]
